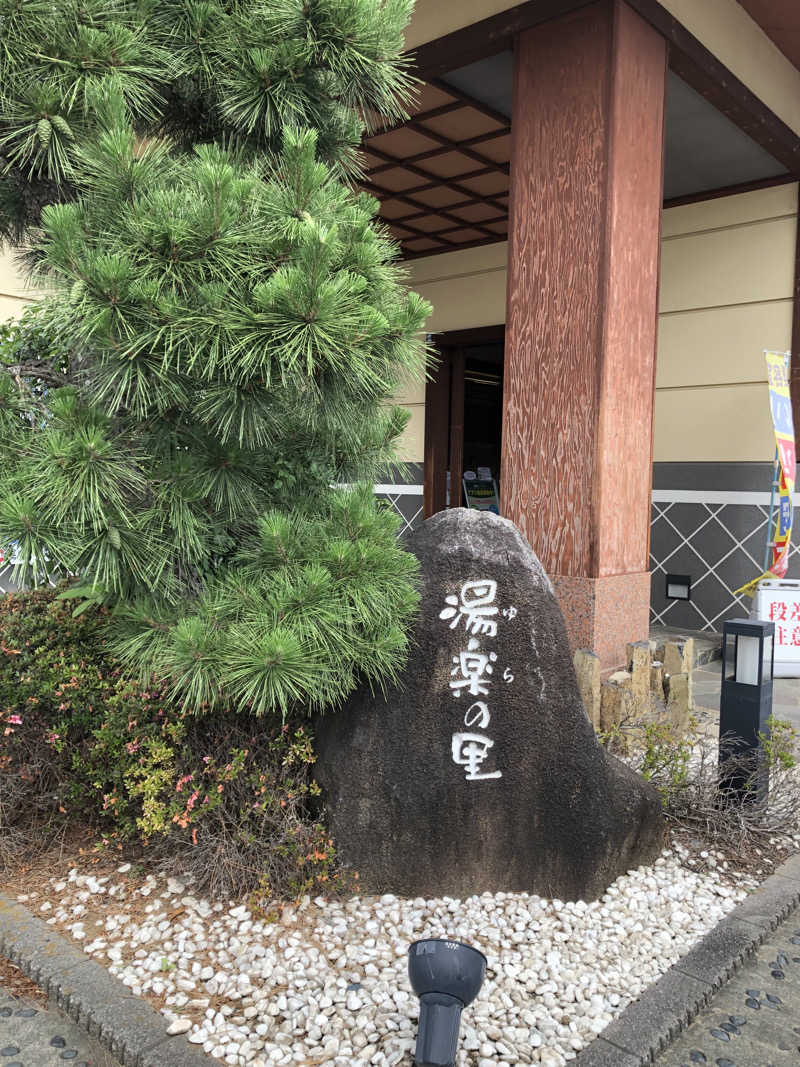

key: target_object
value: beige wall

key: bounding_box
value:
[655,183,798,462]
[0,247,36,322]
[405,0,519,50]
[394,183,799,464]
[7,183,794,467]
[396,243,509,461]
[3,169,795,470]
[405,0,800,137]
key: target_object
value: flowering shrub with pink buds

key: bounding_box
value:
[0,588,344,898]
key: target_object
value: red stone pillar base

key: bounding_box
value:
[550,571,651,669]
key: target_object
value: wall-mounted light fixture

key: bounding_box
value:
[665,573,692,601]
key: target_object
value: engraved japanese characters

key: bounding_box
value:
[440,579,518,781]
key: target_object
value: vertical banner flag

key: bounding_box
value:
[765,350,795,576]
[736,350,795,596]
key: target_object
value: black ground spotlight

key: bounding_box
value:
[408,939,487,1067]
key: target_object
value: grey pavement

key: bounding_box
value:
[655,909,800,1066]
[0,987,120,1067]
[693,660,800,731]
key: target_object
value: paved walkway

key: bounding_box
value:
[0,987,119,1067]
[694,659,800,731]
[651,627,724,668]
[656,910,800,1066]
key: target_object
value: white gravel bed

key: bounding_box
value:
[22,848,759,1067]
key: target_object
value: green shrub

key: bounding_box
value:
[0,588,342,897]
[599,713,800,853]
[638,719,693,806]
[0,587,119,838]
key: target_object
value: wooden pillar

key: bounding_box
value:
[448,348,465,508]
[501,0,667,667]
[423,349,450,518]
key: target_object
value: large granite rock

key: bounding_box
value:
[314,509,663,901]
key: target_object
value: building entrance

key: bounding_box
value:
[423,326,505,519]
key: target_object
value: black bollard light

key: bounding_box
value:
[719,618,775,802]
[408,939,486,1067]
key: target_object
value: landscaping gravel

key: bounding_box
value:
[18,848,760,1066]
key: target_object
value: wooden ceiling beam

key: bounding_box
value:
[366,130,510,176]
[662,171,795,209]
[428,215,508,236]
[387,206,442,224]
[389,186,507,214]
[363,178,502,240]
[390,198,506,224]
[402,234,507,259]
[387,217,456,246]
[385,172,500,200]
[362,143,509,213]
[404,119,510,175]
[429,77,511,127]
[374,99,466,135]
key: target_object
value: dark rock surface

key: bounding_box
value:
[314,509,663,901]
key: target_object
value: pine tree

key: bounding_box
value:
[0,1,430,718]
[0,0,413,237]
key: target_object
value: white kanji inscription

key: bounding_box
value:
[439,580,499,636]
[449,637,497,697]
[502,606,517,620]
[463,701,490,729]
[451,732,502,780]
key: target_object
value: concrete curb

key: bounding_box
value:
[573,853,800,1066]
[0,894,214,1067]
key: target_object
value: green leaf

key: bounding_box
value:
[56,586,98,601]
[72,598,99,617]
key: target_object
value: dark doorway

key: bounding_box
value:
[423,325,505,518]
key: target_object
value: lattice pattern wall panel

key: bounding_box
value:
[375,485,423,538]
[3,487,793,635]
[650,500,800,632]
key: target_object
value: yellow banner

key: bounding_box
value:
[736,350,795,598]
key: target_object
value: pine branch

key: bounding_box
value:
[0,0,429,719]
[4,359,71,388]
